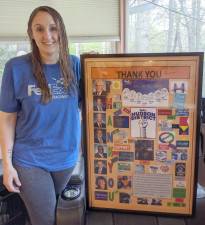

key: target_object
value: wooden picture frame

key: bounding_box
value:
[81,53,204,216]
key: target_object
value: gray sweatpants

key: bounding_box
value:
[14,164,74,225]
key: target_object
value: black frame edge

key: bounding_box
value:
[80,52,204,217]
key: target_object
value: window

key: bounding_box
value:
[126,0,205,96]
[0,40,117,86]
[69,41,117,56]
[0,41,30,86]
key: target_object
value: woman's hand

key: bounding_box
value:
[0,111,20,192]
[3,165,21,193]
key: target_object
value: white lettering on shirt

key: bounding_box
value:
[28,85,42,96]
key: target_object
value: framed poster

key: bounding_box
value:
[81,53,203,216]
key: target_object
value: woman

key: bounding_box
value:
[95,176,107,190]
[0,6,81,225]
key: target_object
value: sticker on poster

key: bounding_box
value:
[172,124,179,129]
[178,117,189,135]
[179,126,189,135]
[156,150,168,162]
[173,180,186,188]
[170,80,187,114]
[95,191,108,200]
[119,193,131,204]
[107,131,113,143]
[113,116,129,128]
[109,191,117,201]
[122,80,169,107]
[133,174,172,198]
[135,140,154,161]
[175,109,189,116]
[111,80,121,90]
[113,130,129,144]
[172,149,187,161]
[160,165,170,173]
[119,152,134,162]
[94,112,106,128]
[150,199,162,206]
[113,102,122,109]
[107,115,113,127]
[139,198,163,205]
[176,140,189,148]
[159,131,175,144]
[112,95,122,109]
[117,176,132,190]
[168,143,177,151]
[114,144,130,151]
[135,164,145,174]
[94,144,107,158]
[93,80,107,96]
[167,202,186,207]
[123,107,131,114]
[107,146,113,157]
[159,144,169,150]
[179,117,189,126]
[167,115,176,120]
[137,197,149,205]
[114,109,122,116]
[173,188,186,198]
[94,160,107,175]
[170,80,188,94]
[108,157,119,173]
[158,109,172,116]
[93,96,106,111]
[118,163,131,172]
[107,130,114,142]
[113,94,121,101]
[108,178,114,188]
[175,198,184,203]
[159,119,172,131]
[175,163,186,180]
[110,151,119,158]
[131,108,156,138]
[149,165,159,174]
[106,97,112,109]
[94,128,106,144]
[95,176,107,190]
[173,93,186,109]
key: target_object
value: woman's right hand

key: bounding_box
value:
[3,165,21,193]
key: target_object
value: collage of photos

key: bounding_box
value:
[91,77,193,209]
[93,80,108,195]
[86,58,200,215]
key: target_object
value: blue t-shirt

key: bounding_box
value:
[0,54,81,171]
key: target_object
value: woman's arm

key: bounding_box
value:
[0,111,21,192]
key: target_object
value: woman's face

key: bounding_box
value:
[31,11,59,63]
[98,178,106,189]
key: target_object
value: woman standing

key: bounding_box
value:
[0,6,81,225]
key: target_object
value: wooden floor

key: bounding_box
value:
[86,155,205,225]
[86,196,205,225]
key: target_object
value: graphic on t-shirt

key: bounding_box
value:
[28,77,70,99]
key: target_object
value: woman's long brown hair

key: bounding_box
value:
[27,6,77,103]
